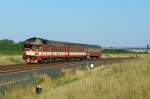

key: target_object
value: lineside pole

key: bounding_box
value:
[147,44,149,55]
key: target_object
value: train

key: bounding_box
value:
[23,37,102,63]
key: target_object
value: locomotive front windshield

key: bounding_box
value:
[24,44,41,50]
[31,45,39,50]
[24,44,31,50]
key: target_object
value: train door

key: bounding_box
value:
[64,44,69,57]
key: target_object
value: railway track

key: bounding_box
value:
[0,61,85,75]
[0,57,135,76]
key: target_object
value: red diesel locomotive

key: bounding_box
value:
[23,37,102,63]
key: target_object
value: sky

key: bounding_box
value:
[0,0,150,47]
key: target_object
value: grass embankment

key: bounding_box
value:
[3,55,150,99]
[0,55,24,65]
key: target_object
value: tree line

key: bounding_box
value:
[0,39,23,55]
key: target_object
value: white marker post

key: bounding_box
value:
[90,63,94,69]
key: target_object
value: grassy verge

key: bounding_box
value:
[2,55,150,99]
[0,55,24,65]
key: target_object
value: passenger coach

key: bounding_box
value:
[23,37,102,63]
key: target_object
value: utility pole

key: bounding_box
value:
[147,44,149,54]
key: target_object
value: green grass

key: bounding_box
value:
[2,55,150,99]
[0,55,24,65]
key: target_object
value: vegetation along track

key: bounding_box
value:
[0,57,135,76]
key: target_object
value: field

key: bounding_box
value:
[2,55,150,99]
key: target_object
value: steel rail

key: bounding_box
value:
[0,61,84,70]
[0,62,84,75]
[0,57,135,76]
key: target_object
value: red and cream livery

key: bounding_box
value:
[23,37,102,63]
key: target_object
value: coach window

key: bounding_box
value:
[53,48,56,52]
[61,48,63,51]
[48,47,51,51]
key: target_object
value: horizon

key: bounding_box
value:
[0,37,149,48]
[0,0,150,47]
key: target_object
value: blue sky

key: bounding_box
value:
[0,0,149,47]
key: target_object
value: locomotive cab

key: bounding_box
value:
[23,38,43,63]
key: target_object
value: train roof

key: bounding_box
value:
[24,37,101,48]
